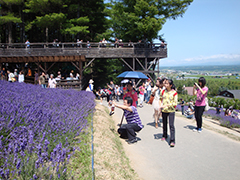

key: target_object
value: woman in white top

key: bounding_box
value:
[152,78,163,128]
[18,71,24,83]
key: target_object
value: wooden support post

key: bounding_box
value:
[44,62,47,74]
[37,62,40,79]
[133,58,135,71]
[79,60,82,90]
[145,58,147,70]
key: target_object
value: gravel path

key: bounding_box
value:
[101,100,240,180]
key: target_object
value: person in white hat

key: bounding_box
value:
[89,79,94,91]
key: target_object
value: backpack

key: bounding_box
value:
[204,97,209,111]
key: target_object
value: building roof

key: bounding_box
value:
[228,90,240,100]
[218,90,240,100]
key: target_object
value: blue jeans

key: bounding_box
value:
[41,84,46,88]
[146,90,151,102]
[181,106,184,115]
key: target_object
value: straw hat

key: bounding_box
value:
[89,79,94,84]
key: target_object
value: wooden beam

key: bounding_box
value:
[147,58,157,70]
[120,58,134,71]
[136,58,146,71]
[133,58,135,70]
[82,58,95,72]
[71,62,80,71]
[46,62,56,72]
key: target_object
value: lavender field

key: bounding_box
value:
[176,105,240,128]
[0,80,95,179]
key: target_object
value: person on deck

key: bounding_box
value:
[48,74,57,88]
[113,97,143,144]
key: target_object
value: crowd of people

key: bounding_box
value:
[0,66,84,90]
[20,38,167,50]
[95,77,210,147]
[1,67,26,83]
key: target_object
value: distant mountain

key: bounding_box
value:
[158,65,240,73]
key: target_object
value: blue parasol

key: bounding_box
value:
[117,71,148,79]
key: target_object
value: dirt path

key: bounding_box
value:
[93,103,141,180]
[100,100,240,180]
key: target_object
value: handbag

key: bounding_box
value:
[205,97,209,111]
[148,94,154,104]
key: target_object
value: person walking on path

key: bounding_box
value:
[107,81,115,102]
[192,77,208,133]
[138,82,145,108]
[180,98,185,115]
[146,78,152,103]
[123,82,138,107]
[113,97,143,144]
[160,79,178,147]
[152,78,163,128]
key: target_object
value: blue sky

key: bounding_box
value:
[156,0,240,66]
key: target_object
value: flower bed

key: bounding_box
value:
[204,109,240,128]
[0,80,95,179]
[177,105,240,128]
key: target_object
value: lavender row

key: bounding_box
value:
[176,105,240,127]
[0,80,95,179]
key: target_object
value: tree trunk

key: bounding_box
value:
[46,27,48,43]
[8,22,13,43]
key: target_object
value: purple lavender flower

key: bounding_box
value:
[0,80,96,177]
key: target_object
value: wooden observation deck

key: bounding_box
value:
[0,42,167,88]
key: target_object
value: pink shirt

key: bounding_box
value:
[138,86,145,95]
[195,87,208,106]
[123,90,138,107]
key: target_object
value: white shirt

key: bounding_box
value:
[147,82,151,91]
[18,74,24,83]
[8,73,14,81]
[48,78,57,88]
[86,87,91,92]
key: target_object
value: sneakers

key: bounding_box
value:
[109,111,114,116]
[161,137,166,141]
[193,128,202,133]
[193,128,198,132]
[170,142,175,147]
[127,138,138,144]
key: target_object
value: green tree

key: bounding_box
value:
[0,0,23,43]
[108,0,193,42]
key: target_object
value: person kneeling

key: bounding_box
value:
[113,97,143,144]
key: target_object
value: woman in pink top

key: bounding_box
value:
[123,82,138,107]
[138,82,145,108]
[193,77,208,133]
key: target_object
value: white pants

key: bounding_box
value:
[139,94,144,105]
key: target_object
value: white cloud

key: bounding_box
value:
[159,53,240,66]
[184,54,240,62]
